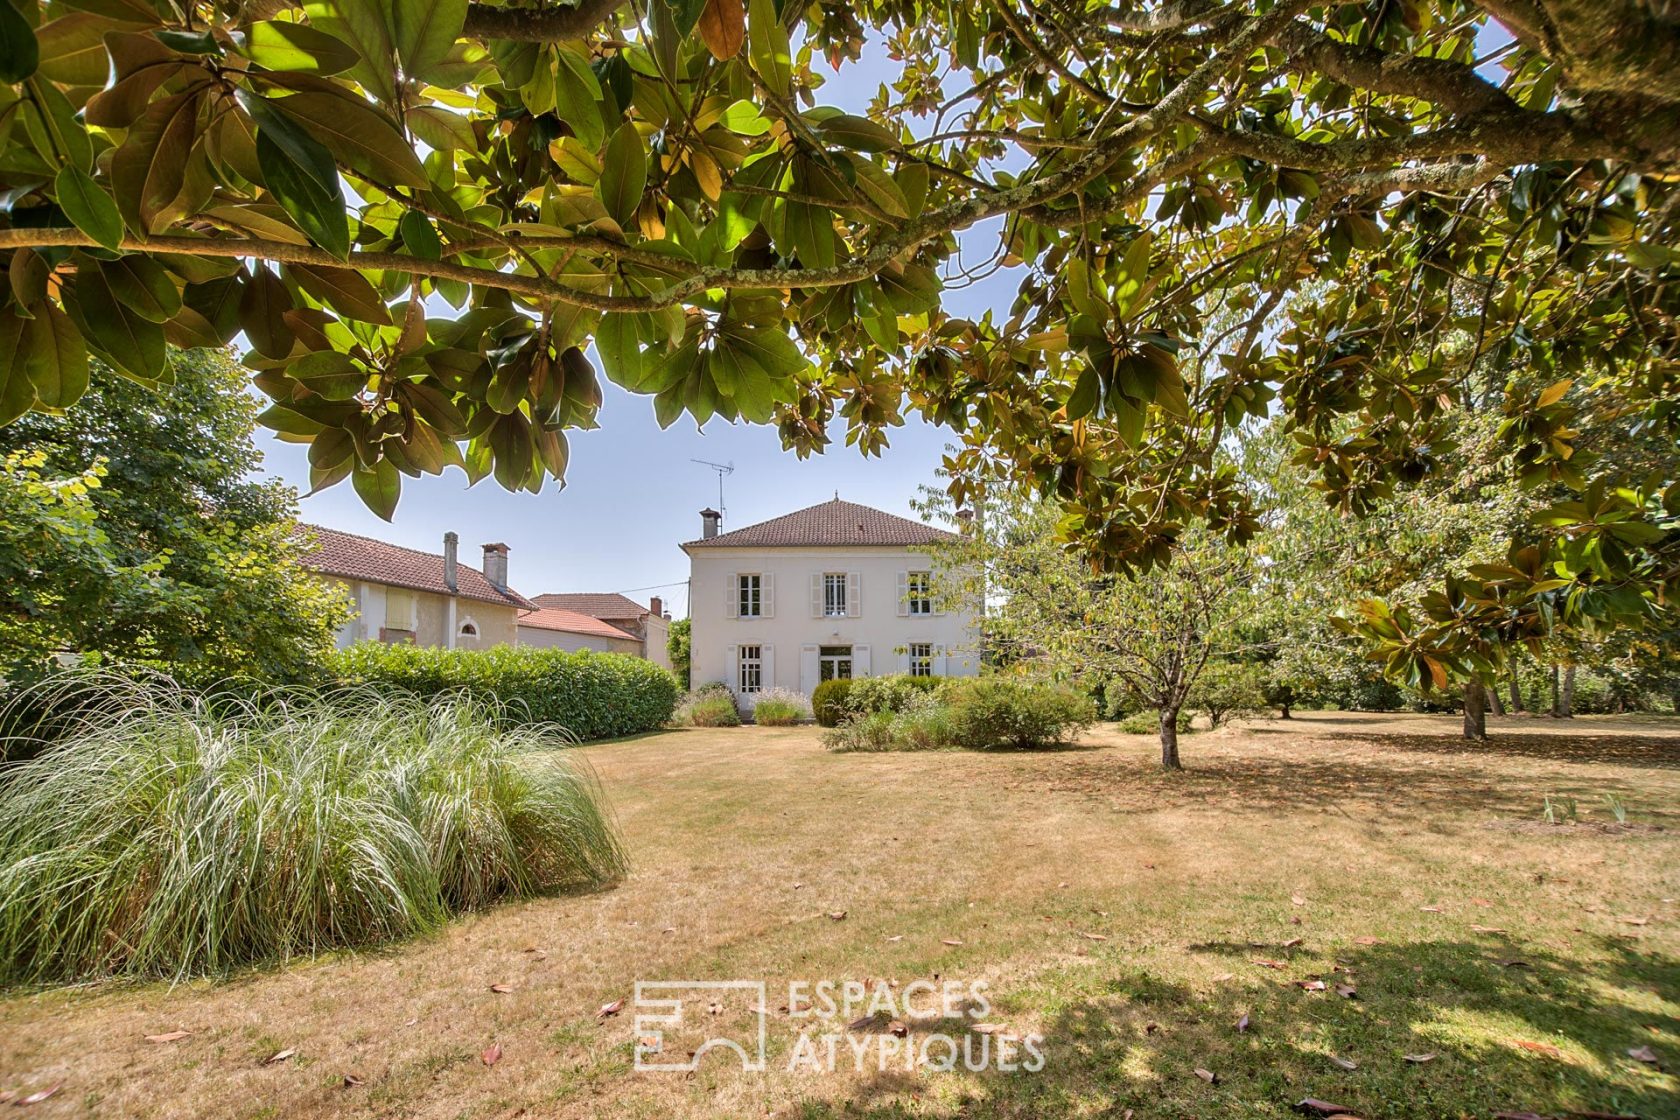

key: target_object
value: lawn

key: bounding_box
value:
[2,712,1676,1118]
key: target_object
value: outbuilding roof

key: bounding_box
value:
[530,592,649,620]
[516,607,639,641]
[299,525,535,609]
[681,498,957,550]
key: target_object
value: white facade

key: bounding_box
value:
[686,545,979,704]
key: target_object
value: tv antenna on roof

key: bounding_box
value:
[691,458,735,517]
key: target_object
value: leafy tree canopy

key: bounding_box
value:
[0,349,352,682]
[0,0,1675,681]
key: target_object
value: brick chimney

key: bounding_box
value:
[481,542,508,591]
[649,595,663,618]
[443,532,459,592]
[700,508,721,539]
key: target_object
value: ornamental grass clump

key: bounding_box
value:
[0,677,625,986]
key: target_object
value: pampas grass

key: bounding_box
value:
[0,676,626,985]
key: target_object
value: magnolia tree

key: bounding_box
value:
[0,0,1674,690]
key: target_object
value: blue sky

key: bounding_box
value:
[258,46,1027,618]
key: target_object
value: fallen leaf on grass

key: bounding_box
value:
[1291,895,1307,906]
[342,1074,364,1088]
[1470,897,1492,907]
[1236,1014,1250,1032]
[481,1043,502,1067]
[16,1084,61,1106]
[1334,984,1358,999]
[847,1014,881,1033]
[490,983,515,994]
[972,1023,1013,1035]
[1080,932,1108,941]
[1419,906,1443,913]
[598,999,624,1019]
[1328,1055,1358,1071]
[1619,916,1650,926]
[1402,1052,1437,1063]
[1513,1040,1563,1059]
[1281,937,1303,948]
[1253,958,1285,969]
[1353,936,1382,945]
[941,938,963,946]
[888,1020,908,1037]
[1295,979,1327,991]
[885,935,904,942]
[1627,1044,1659,1064]
[1194,1067,1218,1084]
[1295,1099,1357,1116]
[1497,958,1531,968]
[1470,925,1508,934]
[827,911,847,921]
[707,1002,723,1016]
[145,1030,191,1043]
[264,1048,296,1065]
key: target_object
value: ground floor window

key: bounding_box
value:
[738,645,763,693]
[908,643,933,677]
[819,645,852,681]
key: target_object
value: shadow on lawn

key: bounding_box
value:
[807,938,1678,1120]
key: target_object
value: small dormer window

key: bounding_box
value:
[459,619,479,638]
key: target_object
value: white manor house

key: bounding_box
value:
[681,498,980,706]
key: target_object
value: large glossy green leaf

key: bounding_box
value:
[290,350,368,398]
[597,122,647,227]
[351,457,401,520]
[239,266,296,360]
[0,310,36,426]
[748,0,790,96]
[54,165,125,251]
[0,3,38,82]
[303,0,396,103]
[389,0,466,79]
[33,13,116,86]
[100,256,181,322]
[257,130,350,258]
[73,263,167,385]
[270,90,428,189]
[111,89,202,234]
[286,264,392,324]
[23,302,91,409]
[245,20,359,75]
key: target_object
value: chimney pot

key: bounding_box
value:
[700,508,721,540]
[649,595,663,618]
[481,542,509,591]
[443,532,459,592]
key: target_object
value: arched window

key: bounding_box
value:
[458,619,479,638]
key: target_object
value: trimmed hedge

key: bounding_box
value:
[328,643,679,741]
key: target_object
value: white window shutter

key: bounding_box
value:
[762,572,775,618]
[726,573,739,619]
[896,571,909,617]
[847,571,861,618]
[932,647,948,676]
[726,645,738,693]
[810,572,823,617]
[799,644,819,694]
[896,645,910,673]
[854,644,871,676]
[762,644,775,691]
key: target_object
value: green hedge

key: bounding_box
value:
[328,644,679,741]
[812,678,855,726]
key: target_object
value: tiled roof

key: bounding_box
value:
[517,607,639,641]
[681,498,957,550]
[299,525,534,609]
[531,592,648,620]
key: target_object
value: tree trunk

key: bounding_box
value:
[1549,664,1561,717]
[1508,665,1526,713]
[1279,698,1292,719]
[1561,664,1576,718]
[1486,685,1504,718]
[1159,707,1182,770]
[1463,678,1487,741]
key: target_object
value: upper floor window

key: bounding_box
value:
[907,571,933,615]
[738,644,763,693]
[823,572,848,617]
[909,642,933,677]
[738,573,762,618]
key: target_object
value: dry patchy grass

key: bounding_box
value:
[2,711,1676,1119]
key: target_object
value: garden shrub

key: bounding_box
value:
[1118,709,1194,735]
[328,643,679,741]
[1188,661,1268,728]
[0,678,625,985]
[750,687,808,726]
[945,677,1093,749]
[821,710,897,752]
[844,674,943,717]
[684,694,742,727]
[812,679,855,726]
